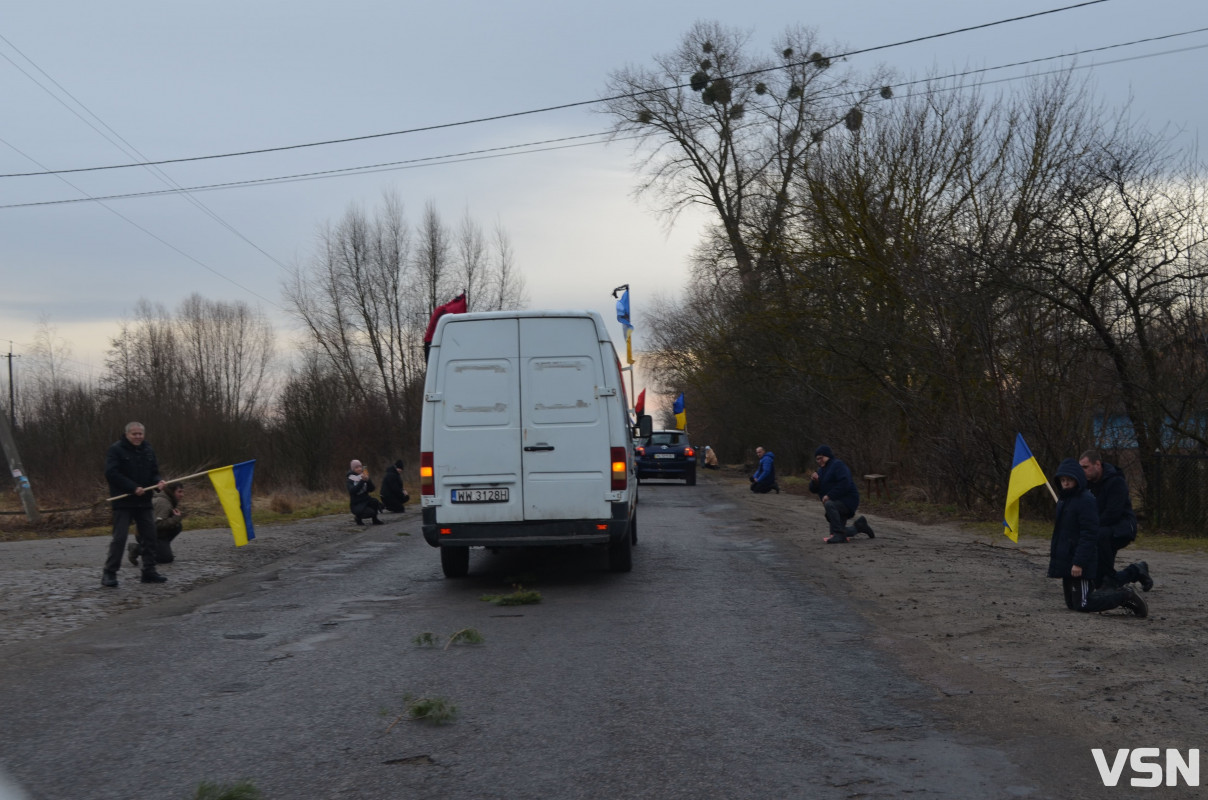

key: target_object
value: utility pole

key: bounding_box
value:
[4,342,15,429]
[0,398,40,523]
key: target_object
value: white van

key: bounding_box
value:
[419,310,640,577]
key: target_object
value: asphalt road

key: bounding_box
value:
[0,481,1056,799]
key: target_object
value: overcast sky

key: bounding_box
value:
[2,0,1206,384]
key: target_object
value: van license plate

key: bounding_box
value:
[451,488,509,503]
[654,453,675,459]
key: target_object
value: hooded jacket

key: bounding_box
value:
[379,463,408,511]
[810,453,860,513]
[1047,458,1102,580]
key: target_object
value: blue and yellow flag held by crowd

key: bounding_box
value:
[1003,435,1047,542]
[673,392,686,430]
[208,460,256,546]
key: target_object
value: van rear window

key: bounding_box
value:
[525,357,598,425]
[443,359,513,427]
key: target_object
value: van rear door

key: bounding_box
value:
[518,316,612,521]
[433,316,524,523]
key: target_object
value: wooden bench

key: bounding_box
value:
[864,474,889,500]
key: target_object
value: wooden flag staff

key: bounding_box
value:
[105,468,217,503]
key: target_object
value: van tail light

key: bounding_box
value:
[635,446,645,456]
[610,447,627,491]
[421,451,435,496]
[684,447,695,457]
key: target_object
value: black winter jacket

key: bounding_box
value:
[1047,458,1102,580]
[348,472,379,518]
[809,457,860,513]
[1087,462,1137,546]
[105,437,162,510]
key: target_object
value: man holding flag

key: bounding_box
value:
[102,421,167,587]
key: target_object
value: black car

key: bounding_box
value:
[634,430,696,485]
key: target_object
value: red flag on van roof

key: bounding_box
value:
[634,388,646,417]
[424,292,468,344]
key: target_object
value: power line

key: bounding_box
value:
[0,0,1112,180]
[0,135,284,310]
[0,132,624,208]
[0,32,294,275]
[3,30,1204,211]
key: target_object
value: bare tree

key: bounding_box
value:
[285,195,420,433]
[175,293,275,424]
[415,200,455,312]
[455,209,489,311]
[603,21,890,293]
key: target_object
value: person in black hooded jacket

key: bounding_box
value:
[1048,457,1147,617]
[379,459,409,513]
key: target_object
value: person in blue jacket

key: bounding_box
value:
[749,447,779,493]
[1048,457,1147,617]
[809,445,874,543]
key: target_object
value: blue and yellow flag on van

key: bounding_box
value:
[673,393,686,430]
[207,460,256,546]
[1003,435,1047,542]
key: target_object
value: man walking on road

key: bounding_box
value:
[103,422,167,587]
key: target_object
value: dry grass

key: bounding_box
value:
[0,487,347,543]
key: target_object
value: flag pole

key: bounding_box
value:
[105,467,220,502]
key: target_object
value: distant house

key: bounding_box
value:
[1092,413,1208,452]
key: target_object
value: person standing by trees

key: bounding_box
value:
[1079,450,1152,592]
[102,422,167,587]
[810,445,873,543]
[1048,458,1147,617]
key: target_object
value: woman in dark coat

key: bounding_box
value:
[347,459,383,525]
[379,459,410,513]
[1048,457,1145,617]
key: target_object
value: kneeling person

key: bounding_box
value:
[130,482,185,566]
[1048,458,1147,618]
[809,445,873,543]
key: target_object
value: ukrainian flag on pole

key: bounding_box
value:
[207,460,256,546]
[616,289,635,365]
[673,393,686,430]
[1003,435,1047,542]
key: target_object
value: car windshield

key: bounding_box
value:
[648,433,685,446]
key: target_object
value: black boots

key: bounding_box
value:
[1120,586,1148,618]
[101,571,118,588]
[140,571,167,584]
[1136,561,1154,592]
[127,542,140,566]
[854,517,875,538]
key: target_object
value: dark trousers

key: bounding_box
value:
[1100,538,1144,588]
[824,500,857,537]
[106,507,157,573]
[1062,577,1128,612]
[750,478,775,493]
